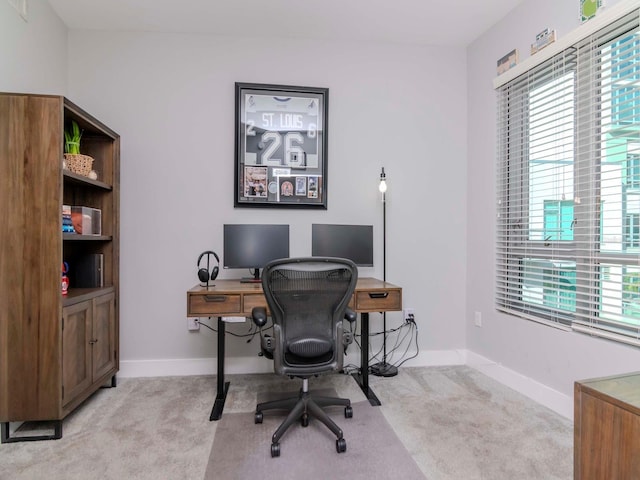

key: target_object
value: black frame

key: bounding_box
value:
[234,82,328,209]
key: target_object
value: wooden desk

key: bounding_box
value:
[187,277,402,420]
[574,372,640,479]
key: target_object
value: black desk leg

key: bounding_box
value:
[350,312,382,406]
[210,316,230,421]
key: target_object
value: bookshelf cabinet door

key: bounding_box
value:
[62,301,93,406]
[92,292,116,381]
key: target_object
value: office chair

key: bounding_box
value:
[251,257,358,457]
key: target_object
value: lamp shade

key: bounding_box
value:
[379,167,387,193]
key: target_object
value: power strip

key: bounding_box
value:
[222,316,246,323]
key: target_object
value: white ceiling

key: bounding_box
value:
[47,0,524,47]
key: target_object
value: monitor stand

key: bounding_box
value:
[240,268,262,284]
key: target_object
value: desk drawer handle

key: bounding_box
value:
[368,292,389,299]
[204,295,227,303]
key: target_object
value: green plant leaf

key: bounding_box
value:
[64,120,83,154]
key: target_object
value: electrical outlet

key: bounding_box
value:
[187,318,200,331]
[403,308,415,323]
[474,311,482,327]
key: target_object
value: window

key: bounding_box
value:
[626,153,640,188]
[496,7,640,346]
[544,200,575,241]
[624,213,640,248]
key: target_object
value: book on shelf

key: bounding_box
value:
[69,253,104,288]
[62,205,74,233]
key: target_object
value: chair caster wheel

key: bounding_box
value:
[255,412,263,424]
[344,405,353,418]
[336,437,347,453]
[271,443,280,457]
[301,413,309,427]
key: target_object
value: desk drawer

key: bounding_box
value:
[243,294,269,316]
[188,293,241,315]
[354,290,402,312]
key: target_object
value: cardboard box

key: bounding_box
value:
[71,206,101,235]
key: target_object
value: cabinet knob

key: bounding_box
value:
[89,339,98,344]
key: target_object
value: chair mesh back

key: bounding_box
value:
[263,259,356,365]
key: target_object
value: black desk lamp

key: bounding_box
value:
[370,167,398,377]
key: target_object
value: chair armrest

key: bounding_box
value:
[344,307,357,324]
[252,306,268,327]
[342,308,357,349]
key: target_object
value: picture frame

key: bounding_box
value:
[580,0,603,23]
[234,82,328,209]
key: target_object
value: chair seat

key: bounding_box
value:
[287,337,332,357]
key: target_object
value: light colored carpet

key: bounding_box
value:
[375,367,573,479]
[205,397,426,480]
[0,376,216,480]
[0,366,574,479]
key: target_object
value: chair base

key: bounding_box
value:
[255,383,352,457]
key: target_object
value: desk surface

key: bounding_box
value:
[187,277,402,316]
[187,277,401,294]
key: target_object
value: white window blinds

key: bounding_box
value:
[496,6,640,346]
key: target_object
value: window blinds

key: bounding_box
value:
[496,6,640,346]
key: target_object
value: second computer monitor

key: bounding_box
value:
[311,224,374,267]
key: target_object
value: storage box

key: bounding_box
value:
[71,206,102,235]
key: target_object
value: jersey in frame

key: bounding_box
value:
[242,93,323,168]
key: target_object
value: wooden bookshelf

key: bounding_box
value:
[0,93,120,442]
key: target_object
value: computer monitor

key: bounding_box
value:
[223,224,290,282]
[311,224,374,267]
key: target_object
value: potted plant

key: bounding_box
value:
[63,120,94,177]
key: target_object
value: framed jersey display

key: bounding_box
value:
[234,82,328,209]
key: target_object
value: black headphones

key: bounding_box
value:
[197,251,220,284]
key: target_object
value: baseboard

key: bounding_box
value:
[465,351,573,420]
[118,349,573,420]
[389,349,468,367]
[119,350,466,378]
[118,356,273,378]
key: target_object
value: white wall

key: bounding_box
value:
[0,0,66,94]
[5,0,639,411]
[466,0,640,402]
[65,31,468,368]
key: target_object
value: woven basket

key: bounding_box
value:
[64,153,94,177]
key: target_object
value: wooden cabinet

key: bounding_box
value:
[62,291,116,411]
[0,93,119,441]
[574,372,640,480]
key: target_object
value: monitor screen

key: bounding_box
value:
[223,224,290,281]
[311,224,374,267]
